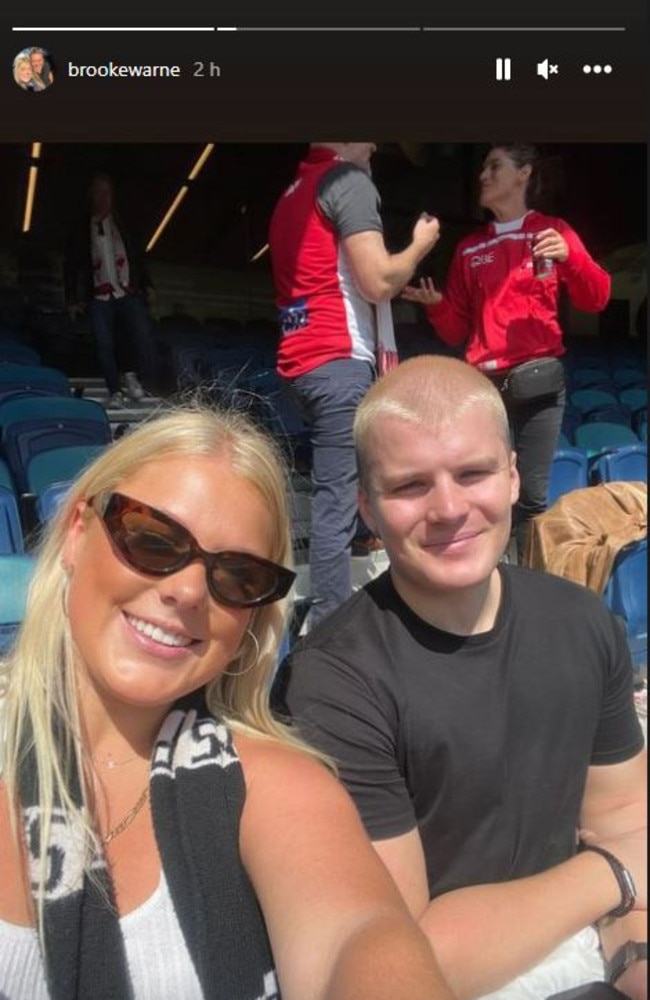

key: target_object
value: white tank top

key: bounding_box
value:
[0,872,204,1000]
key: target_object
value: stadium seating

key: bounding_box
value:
[605,538,648,675]
[582,403,632,428]
[38,481,73,523]
[560,406,582,443]
[547,448,589,506]
[0,456,16,494]
[618,387,647,418]
[569,388,620,415]
[568,368,615,391]
[26,443,106,500]
[0,362,72,401]
[0,395,111,494]
[573,422,639,459]
[0,340,41,366]
[592,443,647,484]
[0,486,24,554]
[611,367,647,391]
[0,553,36,652]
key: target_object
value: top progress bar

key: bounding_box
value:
[12,26,217,31]
[12,25,627,32]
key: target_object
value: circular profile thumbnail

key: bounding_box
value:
[13,46,55,92]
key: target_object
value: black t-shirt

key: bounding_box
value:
[274,566,643,898]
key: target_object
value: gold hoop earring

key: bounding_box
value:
[224,628,260,678]
[61,566,72,617]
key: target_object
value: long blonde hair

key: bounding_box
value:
[0,405,317,912]
[13,54,45,90]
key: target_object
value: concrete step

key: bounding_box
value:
[69,376,106,392]
[67,375,166,425]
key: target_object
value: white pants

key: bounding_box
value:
[479,927,605,1000]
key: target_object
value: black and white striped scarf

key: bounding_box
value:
[19,693,279,1000]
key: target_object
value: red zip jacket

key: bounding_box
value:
[425,211,611,372]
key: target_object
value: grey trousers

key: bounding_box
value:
[287,358,374,626]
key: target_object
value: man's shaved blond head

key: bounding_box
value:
[354,356,511,487]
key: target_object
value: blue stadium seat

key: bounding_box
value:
[583,404,632,428]
[0,456,16,494]
[560,406,581,443]
[0,553,36,653]
[611,368,647,391]
[26,443,106,499]
[618,387,647,418]
[569,388,619,415]
[0,486,24,554]
[592,443,647,485]
[0,362,72,401]
[38,481,73,523]
[604,539,647,675]
[0,341,42,365]
[574,422,639,459]
[0,395,111,494]
[568,368,616,392]
[547,448,589,506]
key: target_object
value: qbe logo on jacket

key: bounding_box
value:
[470,252,495,268]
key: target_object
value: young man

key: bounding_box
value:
[275,356,647,1000]
[268,143,440,625]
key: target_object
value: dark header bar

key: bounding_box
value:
[5,0,647,30]
[4,0,647,141]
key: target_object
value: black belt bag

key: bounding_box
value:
[500,357,565,404]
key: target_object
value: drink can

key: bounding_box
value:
[533,254,555,279]
[532,234,554,279]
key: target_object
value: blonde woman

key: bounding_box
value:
[0,405,452,1000]
[13,53,45,91]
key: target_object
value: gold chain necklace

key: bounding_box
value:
[101,784,150,845]
[93,751,141,771]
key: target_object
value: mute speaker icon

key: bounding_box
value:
[537,58,559,78]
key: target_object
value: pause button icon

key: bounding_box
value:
[496,57,512,80]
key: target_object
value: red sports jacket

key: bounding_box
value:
[426,211,611,372]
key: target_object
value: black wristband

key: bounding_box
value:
[605,940,648,985]
[579,844,637,918]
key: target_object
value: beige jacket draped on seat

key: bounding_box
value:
[524,481,647,594]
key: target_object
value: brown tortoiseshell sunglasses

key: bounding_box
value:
[89,492,295,608]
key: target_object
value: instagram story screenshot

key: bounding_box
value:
[0,2,648,1000]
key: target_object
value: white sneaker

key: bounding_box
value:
[109,390,130,408]
[123,371,145,401]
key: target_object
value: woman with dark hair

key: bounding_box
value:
[403,143,611,558]
[29,47,54,87]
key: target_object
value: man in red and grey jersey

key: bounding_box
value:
[269,142,440,626]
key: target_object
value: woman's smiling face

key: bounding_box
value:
[16,60,33,84]
[63,452,274,716]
